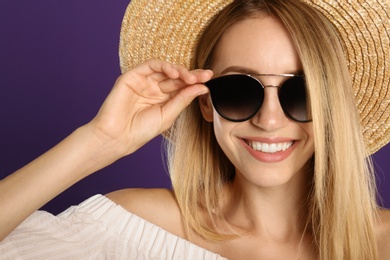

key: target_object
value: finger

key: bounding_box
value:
[132,60,214,83]
[189,69,214,83]
[131,61,190,85]
[160,83,209,130]
[145,59,180,79]
[158,69,213,94]
[154,63,213,85]
[133,59,213,85]
[171,66,213,85]
[128,59,177,79]
[146,62,196,84]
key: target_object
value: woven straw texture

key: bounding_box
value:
[119,0,389,155]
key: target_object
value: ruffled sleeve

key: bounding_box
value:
[0,195,227,260]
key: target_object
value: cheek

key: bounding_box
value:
[301,123,315,154]
[213,115,232,145]
[213,114,227,142]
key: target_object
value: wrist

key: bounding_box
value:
[73,124,129,172]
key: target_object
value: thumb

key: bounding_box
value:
[160,84,208,131]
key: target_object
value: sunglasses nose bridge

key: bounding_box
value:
[263,85,281,89]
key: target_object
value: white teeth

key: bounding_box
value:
[247,140,293,153]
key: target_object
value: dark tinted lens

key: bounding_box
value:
[205,75,263,122]
[278,76,311,122]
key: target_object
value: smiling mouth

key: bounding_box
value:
[245,140,294,153]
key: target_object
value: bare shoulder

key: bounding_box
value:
[376,209,390,259]
[105,188,186,237]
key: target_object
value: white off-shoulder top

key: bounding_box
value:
[0,195,227,259]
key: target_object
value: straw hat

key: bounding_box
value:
[119,0,389,155]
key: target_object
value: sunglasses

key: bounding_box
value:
[204,74,312,123]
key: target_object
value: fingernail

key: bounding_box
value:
[198,87,209,95]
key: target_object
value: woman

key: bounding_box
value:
[1,0,389,259]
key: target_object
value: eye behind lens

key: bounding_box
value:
[279,76,312,122]
[205,74,264,122]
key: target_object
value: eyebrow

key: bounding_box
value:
[220,66,258,75]
[219,66,304,76]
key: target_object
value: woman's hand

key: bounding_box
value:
[0,60,212,241]
[89,59,212,156]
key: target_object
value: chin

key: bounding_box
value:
[234,165,310,190]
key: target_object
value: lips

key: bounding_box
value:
[242,138,297,163]
[245,140,293,153]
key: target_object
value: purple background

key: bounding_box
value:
[0,1,389,214]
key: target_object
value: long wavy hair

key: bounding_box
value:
[165,0,378,259]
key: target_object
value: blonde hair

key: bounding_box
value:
[165,0,378,259]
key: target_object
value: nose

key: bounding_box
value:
[250,86,289,131]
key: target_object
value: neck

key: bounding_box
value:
[220,169,313,240]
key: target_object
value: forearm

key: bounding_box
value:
[0,60,212,241]
[0,124,123,241]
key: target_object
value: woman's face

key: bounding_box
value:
[200,16,314,189]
